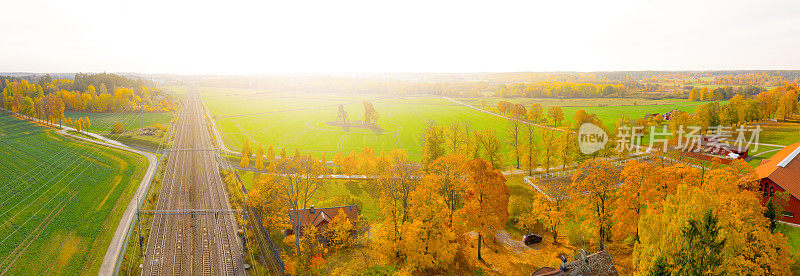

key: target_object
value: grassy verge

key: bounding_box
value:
[65,112,174,133]
[105,133,166,152]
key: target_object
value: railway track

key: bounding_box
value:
[141,87,245,275]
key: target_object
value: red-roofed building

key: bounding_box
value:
[285,205,360,236]
[756,142,800,225]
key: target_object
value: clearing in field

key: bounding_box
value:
[0,112,147,275]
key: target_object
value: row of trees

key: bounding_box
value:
[335,150,510,273]
[667,85,800,134]
[1,75,178,117]
[496,82,628,98]
[243,142,513,274]
[688,85,768,101]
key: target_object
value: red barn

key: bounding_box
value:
[756,142,800,225]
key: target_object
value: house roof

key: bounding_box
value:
[532,250,618,276]
[288,205,359,228]
[756,142,800,199]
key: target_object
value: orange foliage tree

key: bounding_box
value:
[570,158,620,250]
[460,158,509,261]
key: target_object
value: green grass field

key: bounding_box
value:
[202,88,513,160]
[64,111,173,133]
[460,97,714,127]
[0,112,148,275]
[461,97,684,107]
[200,86,713,161]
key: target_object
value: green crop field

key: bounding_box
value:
[65,111,173,133]
[199,86,711,161]
[0,112,148,275]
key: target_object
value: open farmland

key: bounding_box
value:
[201,86,717,161]
[201,87,514,160]
[459,97,714,126]
[0,112,147,275]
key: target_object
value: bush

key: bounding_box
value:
[361,265,397,276]
[111,122,125,134]
[564,221,591,248]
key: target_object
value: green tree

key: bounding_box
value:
[765,198,777,233]
[673,210,726,275]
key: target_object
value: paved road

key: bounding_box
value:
[65,129,159,276]
[141,87,245,275]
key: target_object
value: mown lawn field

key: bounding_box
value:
[64,111,173,133]
[200,86,716,162]
[461,97,683,107]
[0,112,147,275]
[200,85,795,170]
[202,87,513,160]
[459,97,713,127]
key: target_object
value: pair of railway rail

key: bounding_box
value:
[139,90,246,275]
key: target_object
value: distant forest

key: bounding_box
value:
[158,70,800,100]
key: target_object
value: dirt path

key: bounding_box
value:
[495,230,532,254]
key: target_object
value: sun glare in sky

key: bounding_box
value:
[1,0,799,74]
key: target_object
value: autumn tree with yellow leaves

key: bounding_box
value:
[277,154,327,257]
[570,158,620,250]
[421,123,446,170]
[401,182,458,273]
[239,155,249,169]
[473,129,503,170]
[520,123,539,176]
[327,209,355,250]
[547,106,564,127]
[528,193,566,242]
[373,149,420,265]
[633,160,793,275]
[444,122,471,154]
[613,160,659,243]
[247,173,289,231]
[461,158,509,261]
[254,144,264,171]
[426,154,468,225]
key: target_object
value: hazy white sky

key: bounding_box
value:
[1,0,798,74]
